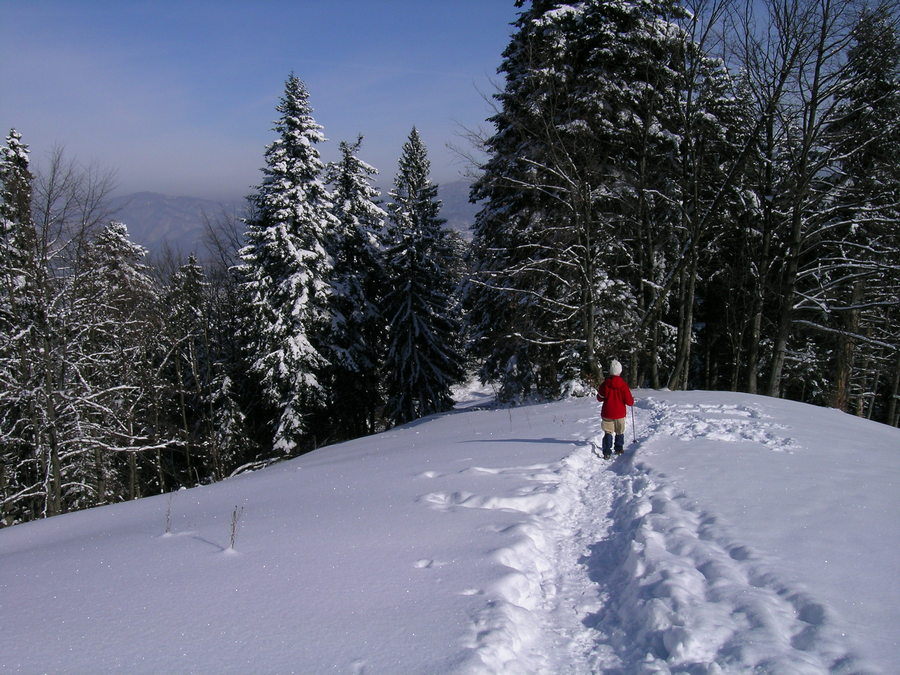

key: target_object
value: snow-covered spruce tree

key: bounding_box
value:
[0,130,98,522]
[465,1,585,401]
[583,0,689,390]
[199,208,261,470]
[159,251,249,484]
[160,254,215,485]
[238,74,338,454]
[170,255,253,480]
[0,130,32,245]
[206,362,250,478]
[468,0,742,396]
[0,129,47,524]
[323,136,388,438]
[67,221,164,506]
[467,1,647,400]
[1,133,131,525]
[381,128,465,425]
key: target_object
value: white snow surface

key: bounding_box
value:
[1,385,898,674]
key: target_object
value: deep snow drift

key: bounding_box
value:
[1,386,897,673]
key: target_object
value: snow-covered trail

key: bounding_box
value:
[433,394,879,674]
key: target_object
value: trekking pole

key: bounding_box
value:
[631,404,636,444]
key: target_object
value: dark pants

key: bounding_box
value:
[602,433,624,455]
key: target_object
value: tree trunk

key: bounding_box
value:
[828,280,863,411]
[650,323,661,389]
[854,332,874,417]
[730,357,741,392]
[36,332,62,517]
[767,180,809,398]
[888,351,900,427]
[746,289,764,394]
[128,451,137,501]
[95,447,106,505]
[668,249,699,390]
[668,268,689,390]
[174,356,192,478]
[579,192,602,385]
[746,117,776,395]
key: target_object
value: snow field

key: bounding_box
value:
[1,388,896,673]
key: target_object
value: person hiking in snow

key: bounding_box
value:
[596,359,634,459]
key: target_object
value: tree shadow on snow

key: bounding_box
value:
[459,437,581,446]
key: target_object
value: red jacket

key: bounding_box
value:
[596,375,634,420]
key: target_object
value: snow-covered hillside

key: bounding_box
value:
[1,387,897,673]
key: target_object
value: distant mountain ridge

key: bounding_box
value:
[436,180,480,237]
[110,180,479,257]
[108,192,245,257]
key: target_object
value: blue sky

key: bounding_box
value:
[0,1,520,200]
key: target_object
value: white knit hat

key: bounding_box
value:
[609,360,622,376]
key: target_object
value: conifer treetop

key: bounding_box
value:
[255,73,334,232]
[0,129,33,228]
[389,127,445,238]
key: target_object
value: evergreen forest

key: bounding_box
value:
[1,0,897,527]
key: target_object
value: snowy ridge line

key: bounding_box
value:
[577,398,877,674]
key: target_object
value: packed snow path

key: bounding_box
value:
[423,395,880,674]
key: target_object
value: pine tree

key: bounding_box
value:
[0,131,32,416]
[200,208,261,466]
[468,0,737,396]
[161,254,212,484]
[165,254,253,480]
[0,129,43,524]
[467,1,639,399]
[206,364,250,478]
[0,130,82,521]
[323,136,388,437]
[1,132,156,524]
[382,128,465,425]
[239,74,338,454]
[67,221,163,506]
